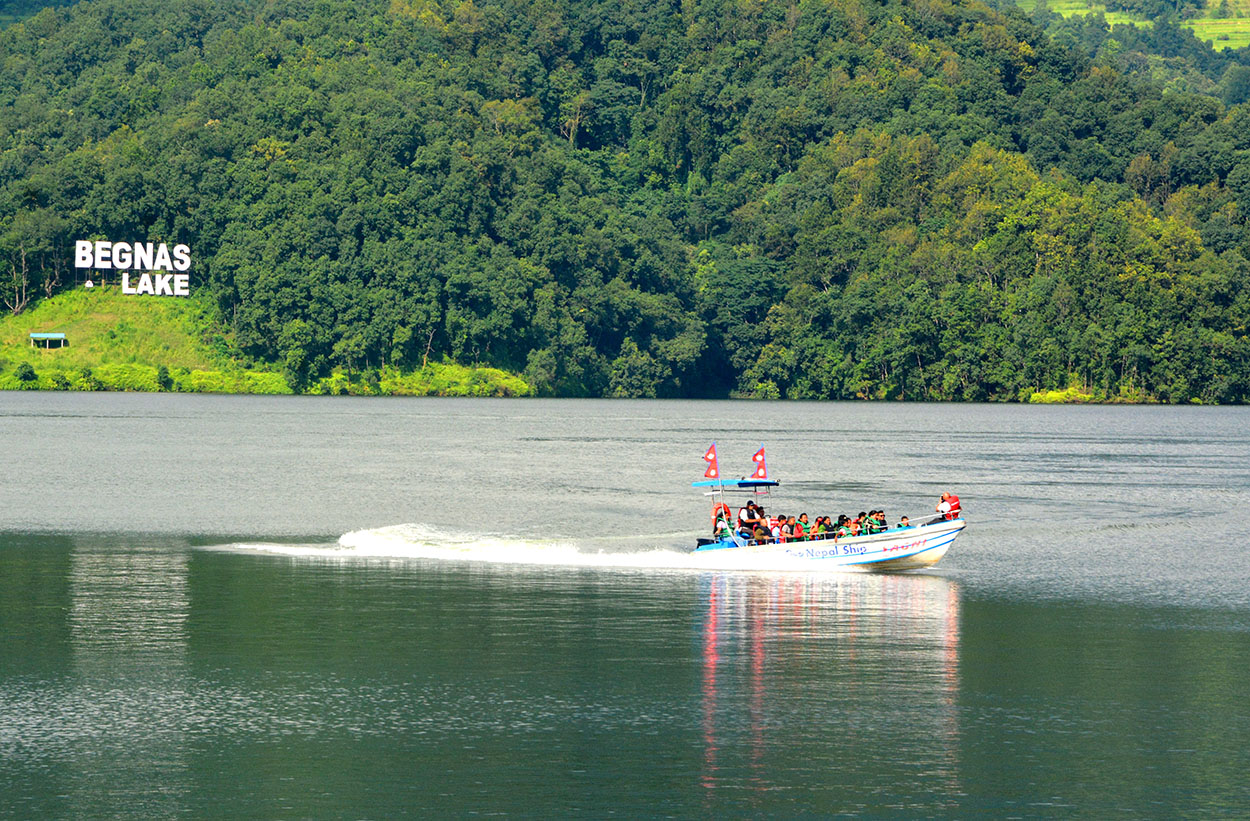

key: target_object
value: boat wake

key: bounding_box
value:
[221,523,880,573]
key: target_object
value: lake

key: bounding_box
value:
[2,394,1248,817]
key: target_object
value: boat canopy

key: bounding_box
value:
[691,478,780,489]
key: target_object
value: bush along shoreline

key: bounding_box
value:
[0,360,532,397]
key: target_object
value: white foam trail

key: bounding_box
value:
[225,523,874,573]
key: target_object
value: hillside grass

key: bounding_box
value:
[0,286,291,393]
[0,286,235,371]
[0,286,532,396]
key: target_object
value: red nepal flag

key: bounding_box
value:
[750,446,768,480]
[703,442,719,479]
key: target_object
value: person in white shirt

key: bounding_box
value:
[737,501,762,534]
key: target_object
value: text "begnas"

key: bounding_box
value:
[75,240,192,296]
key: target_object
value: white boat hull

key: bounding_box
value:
[694,519,965,571]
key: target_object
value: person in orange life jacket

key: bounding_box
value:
[936,492,961,521]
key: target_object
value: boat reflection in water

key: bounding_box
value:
[699,571,962,811]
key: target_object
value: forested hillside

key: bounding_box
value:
[2,0,1249,400]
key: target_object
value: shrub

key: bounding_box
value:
[242,371,292,394]
[93,363,160,391]
[78,367,103,391]
[15,362,36,382]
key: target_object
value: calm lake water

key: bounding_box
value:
[2,394,1248,817]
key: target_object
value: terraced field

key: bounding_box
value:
[1188,16,1250,49]
[1018,0,1250,50]
[1015,0,1153,28]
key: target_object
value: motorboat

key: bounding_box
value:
[693,445,964,571]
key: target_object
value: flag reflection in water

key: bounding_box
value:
[699,572,962,810]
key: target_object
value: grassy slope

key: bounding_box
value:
[1,287,232,371]
[0,287,532,396]
[0,286,290,392]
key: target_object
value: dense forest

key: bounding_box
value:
[2,0,1249,400]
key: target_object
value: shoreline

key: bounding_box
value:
[0,379,1211,403]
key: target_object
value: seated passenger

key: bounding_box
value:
[738,500,763,534]
[752,524,770,544]
[797,513,810,539]
[896,515,913,529]
[776,517,793,541]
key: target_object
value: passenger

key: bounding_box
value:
[769,517,783,543]
[759,506,776,536]
[834,515,852,538]
[713,508,731,536]
[798,513,810,539]
[738,500,763,534]
[896,515,913,529]
[871,510,887,534]
[849,516,861,537]
[936,492,962,521]
[737,501,752,532]
[752,524,770,544]
[779,516,796,541]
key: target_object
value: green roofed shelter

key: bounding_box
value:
[30,332,67,349]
